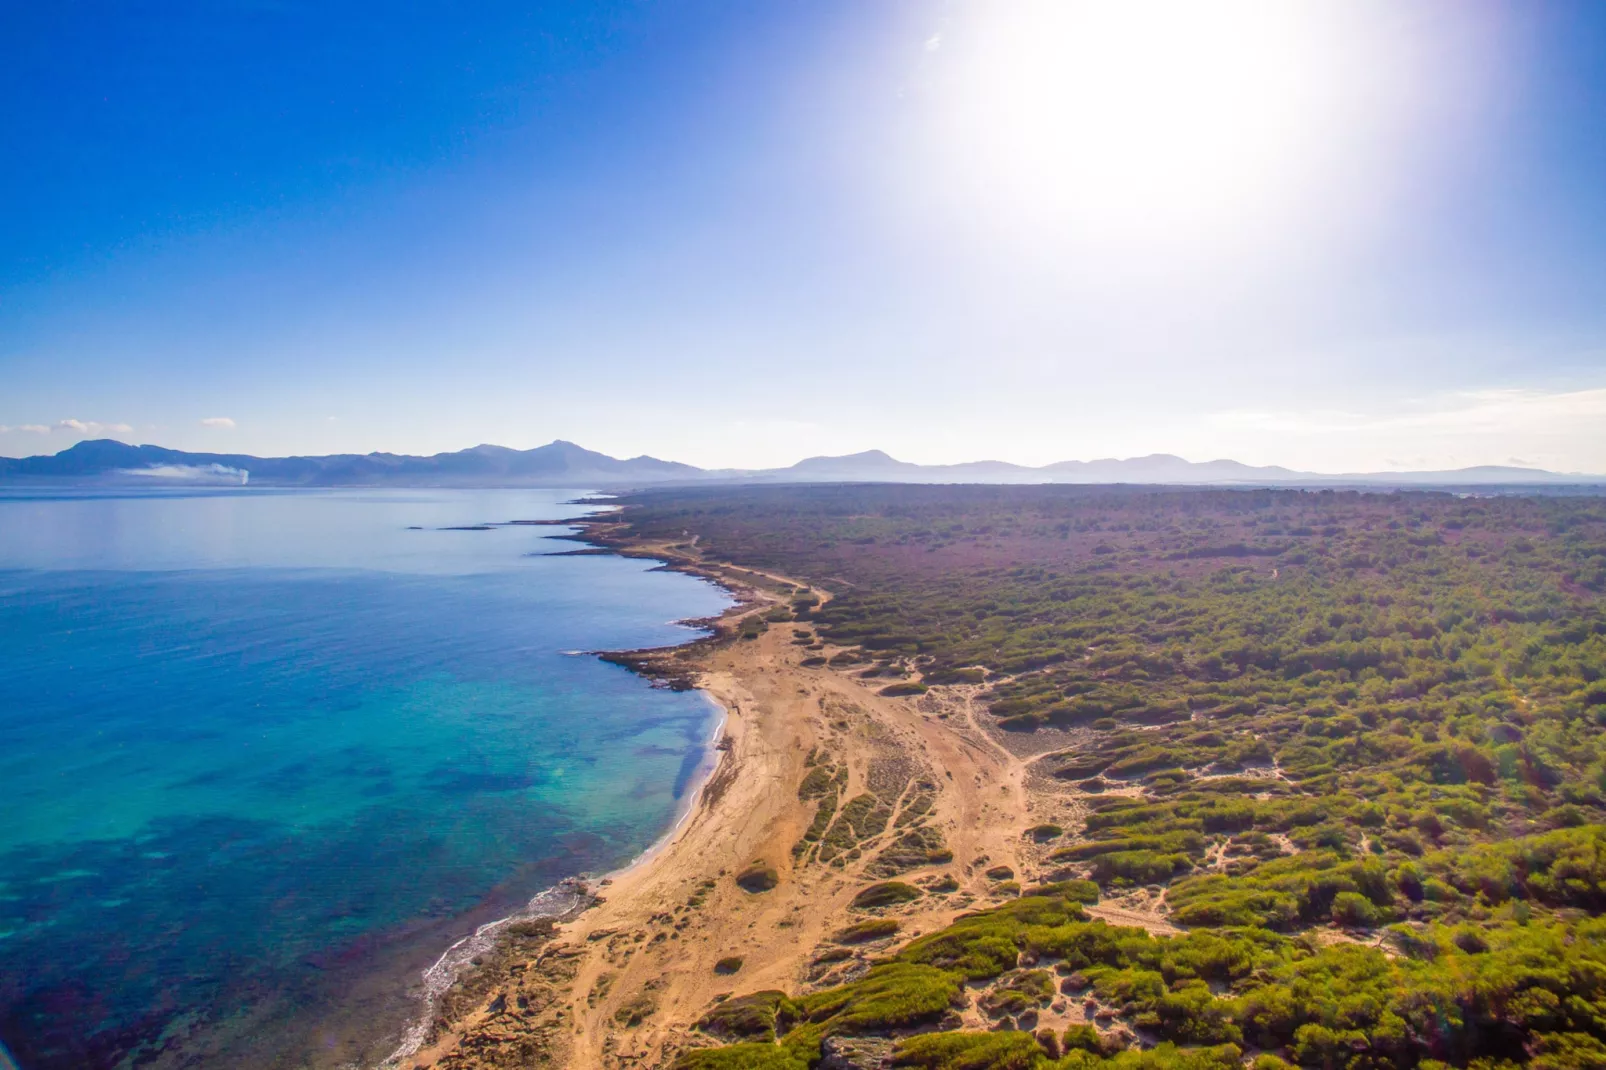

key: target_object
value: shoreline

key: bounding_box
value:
[380,881,596,1068]
[380,700,734,1068]
[380,530,756,1068]
[393,521,816,1068]
[620,690,731,874]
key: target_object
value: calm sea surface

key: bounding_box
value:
[0,488,731,1070]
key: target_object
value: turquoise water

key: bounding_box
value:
[0,489,731,1069]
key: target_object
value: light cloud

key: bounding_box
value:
[1202,386,1606,473]
[123,463,248,484]
[200,416,237,428]
[53,418,134,435]
[0,424,51,434]
[1208,387,1606,437]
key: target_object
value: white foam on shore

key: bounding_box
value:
[376,688,731,1068]
[377,880,591,1067]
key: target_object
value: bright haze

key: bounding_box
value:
[4,0,1605,473]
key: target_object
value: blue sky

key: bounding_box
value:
[3,0,1605,472]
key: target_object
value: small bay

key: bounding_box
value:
[0,488,731,1069]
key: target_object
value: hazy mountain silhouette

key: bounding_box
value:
[0,439,698,486]
[2,439,1600,487]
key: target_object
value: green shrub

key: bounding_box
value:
[1061,1024,1106,1055]
[673,1044,809,1070]
[1087,850,1192,886]
[696,990,794,1041]
[851,882,924,909]
[781,963,964,1054]
[891,1030,1043,1069]
[978,970,1055,1016]
[881,682,930,697]
[736,864,779,893]
[1330,891,1379,928]
[836,919,901,943]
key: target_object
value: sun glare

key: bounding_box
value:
[921,0,1403,253]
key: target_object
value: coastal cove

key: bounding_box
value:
[0,488,734,1070]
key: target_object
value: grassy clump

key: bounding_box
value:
[1061,1024,1122,1056]
[682,964,964,1067]
[1165,850,1392,929]
[736,864,779,893]
[673,1044,808,1069]
[851,881,924,909]
[979,969,1055,1016]
[835,919,900,944]
[1021,879,1099,903]
[891,1030,1046,1068]
[900,889,1090,979]
[696,990,792,1041]
[780,963,963,1053]
[880,681,929,697]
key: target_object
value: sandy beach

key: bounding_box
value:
[396,526,1171,1070]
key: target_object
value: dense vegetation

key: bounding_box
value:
[678,877,1606,1070]
[604,484,1606,1069]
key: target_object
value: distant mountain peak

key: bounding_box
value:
[786,448,909,472]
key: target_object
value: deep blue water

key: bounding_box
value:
[0,488,731,1070]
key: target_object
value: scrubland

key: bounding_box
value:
[420,484,1606,1070]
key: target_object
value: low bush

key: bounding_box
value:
[836,919,901,944]
[852,881,924,909]
[736,864,780,893]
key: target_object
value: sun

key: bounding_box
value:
[917,0,1398,252]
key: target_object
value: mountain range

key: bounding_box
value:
[2,438,1602,488]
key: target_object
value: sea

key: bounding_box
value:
[0,487,733,1070]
